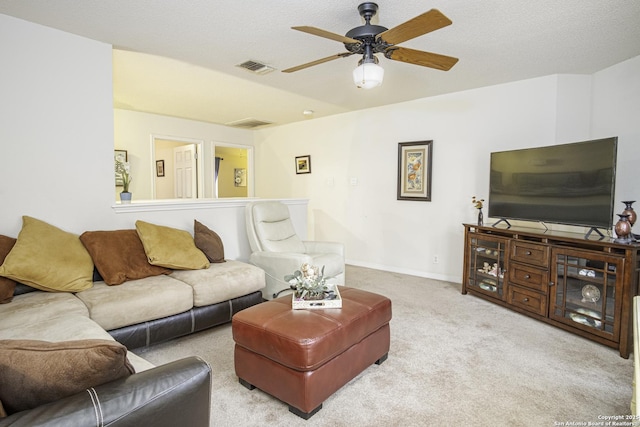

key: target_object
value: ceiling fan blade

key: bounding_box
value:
[282,52,354,73]
[292,26,360,44]
[378,9,452,45]
[386,46,458,71]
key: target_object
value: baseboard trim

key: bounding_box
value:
[345,260,461,284]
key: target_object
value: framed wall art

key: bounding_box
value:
[156,160,165,177]
[397,141,433,201]
[295,155,311,174]
[234,168,247,187]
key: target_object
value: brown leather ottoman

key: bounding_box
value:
[232,287,392,419]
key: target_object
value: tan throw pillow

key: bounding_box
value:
[0,339,134,415]
[194,220,226,263]
[135,220,209,270]
[0,217,93,293]
[80,229,172,285]
[0,235,17,304]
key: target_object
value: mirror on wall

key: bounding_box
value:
[115,135,253,201]
[152,136,204,200]
[214,145,252,198]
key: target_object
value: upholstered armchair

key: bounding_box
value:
[245,201,345,300]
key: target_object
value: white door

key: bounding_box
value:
[173,145,197,199]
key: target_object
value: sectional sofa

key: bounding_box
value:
[0,216,265,424]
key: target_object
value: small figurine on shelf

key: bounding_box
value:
[481,262,491,273]
[489,263,499,277]
[472,196,485,226]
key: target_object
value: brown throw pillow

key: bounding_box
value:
[80,230,172,285]
[194,220,226,263]
[0,235,17,304]
[0,339,134,415]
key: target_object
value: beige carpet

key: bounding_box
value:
[135,265,634,426]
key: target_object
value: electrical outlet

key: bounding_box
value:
[433,255,439,264]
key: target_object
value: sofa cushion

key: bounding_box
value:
[80,229,172,285]
[135,220,209,270]
[74,275,194,330]
[0,216,93,293]
[0,313,153,374]
[0,291,89,331]
[170,260,265,307]
[0,339,134,415]
[194,220,226,263]
[0,235,17,304]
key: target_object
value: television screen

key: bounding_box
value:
[488,137,618,229]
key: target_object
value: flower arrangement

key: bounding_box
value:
[115,160,132,193]
[472,196,485,226]
[285,263,336,300]
[472,196,485,210]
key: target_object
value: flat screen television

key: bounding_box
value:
[488,137,618,230]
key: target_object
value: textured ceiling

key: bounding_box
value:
[1,0,639,128]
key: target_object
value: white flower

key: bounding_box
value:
[115,159,132,192]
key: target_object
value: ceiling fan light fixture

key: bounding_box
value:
[353,56,384,89]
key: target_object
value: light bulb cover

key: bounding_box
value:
[353,61,384,89]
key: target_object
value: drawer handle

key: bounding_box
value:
[549,282,555,287]
[525,251,532,255]
[523,297,529,302]
[524,274,531,279]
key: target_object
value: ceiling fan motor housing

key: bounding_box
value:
[357,2,378,21]
[345,3,388,55]
[345,25,388,43]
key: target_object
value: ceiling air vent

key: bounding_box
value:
[225,118,274,129]
[236,60,275,75]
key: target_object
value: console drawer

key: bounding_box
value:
[510,242,549,267]
[507,285,548,317]
[508,262,548,292]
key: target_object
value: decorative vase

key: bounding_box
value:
[477,208,484,226]
[614,213,632,243]
[622,201,637,226]
[120,191,132,204]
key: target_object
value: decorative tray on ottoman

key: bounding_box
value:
[292,284,342,310]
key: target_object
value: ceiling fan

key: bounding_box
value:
[282,2,459,89]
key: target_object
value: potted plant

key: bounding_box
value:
[115,159,132,203]
[285,263,336,300]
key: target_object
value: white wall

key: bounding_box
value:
[0,15,305,262]
[254,66,640,282]
[2,14,638,281]
[591,55,640,204]
[114,109,255,200]
[0,14,114,236]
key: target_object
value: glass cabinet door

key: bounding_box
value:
[550,248,623,340]
[467,235,507,300]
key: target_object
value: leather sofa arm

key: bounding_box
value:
[0,356,211,427]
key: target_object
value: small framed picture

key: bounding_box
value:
[295,155,311,174]
[397,141,433,201]
[234,168,247,187]
[156,160,165,177]
[114,149,128,163]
